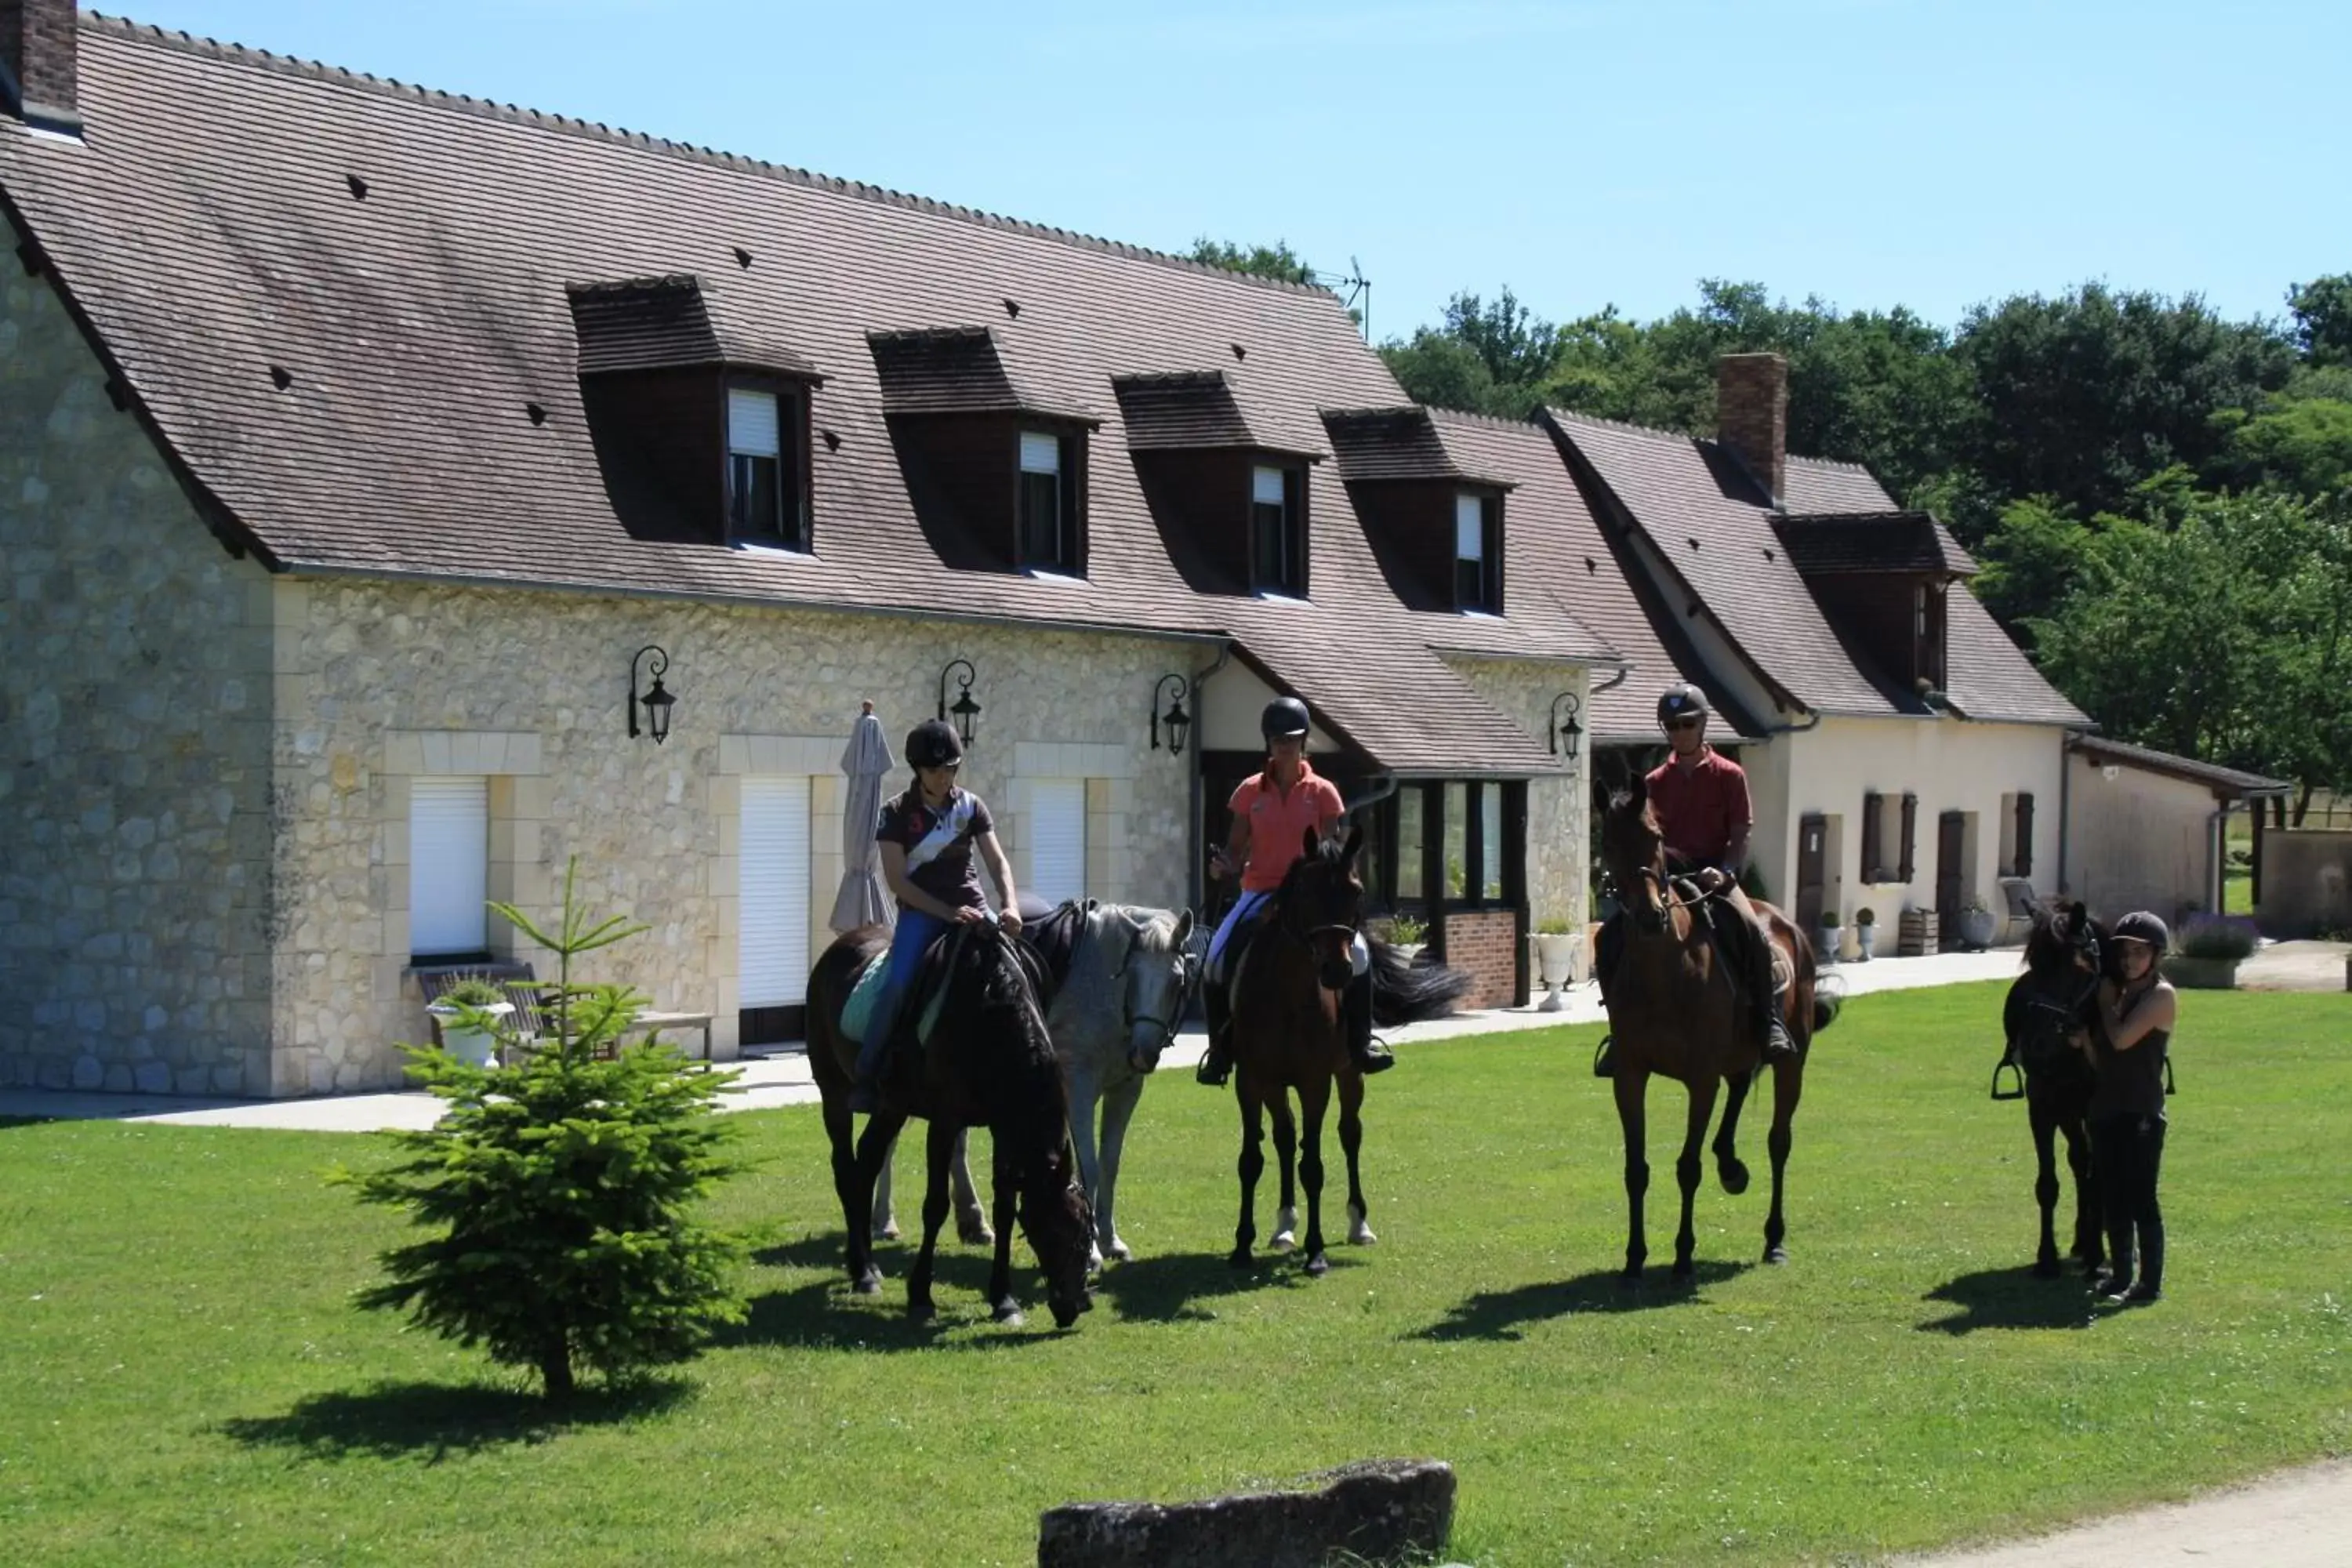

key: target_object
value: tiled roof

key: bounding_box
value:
[0,17,1615,777]
[867,325,1097,422]
[568,275,820,379]
[1323,406,1517,488]
[2068,735,2287,797]
[1944,591,2091,727]
[1777,512,1979,576]
[1111,369,1325,458]
[1783,454,1897,513]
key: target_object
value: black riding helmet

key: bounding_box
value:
[2111,910,2170,953]
[905,718,964,771]
[1261,696,1312,742]
[1657,683,1709,728]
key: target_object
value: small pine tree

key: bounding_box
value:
[339,861,745,1400]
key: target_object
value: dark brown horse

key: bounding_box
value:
[1995,899,2112,1277]
[1597,778,1838,1280]
[1225,824,1471,1274]
[807,920,1094,1329]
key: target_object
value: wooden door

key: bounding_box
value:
[1936,809,1967,948]
[1795,812,1827,929]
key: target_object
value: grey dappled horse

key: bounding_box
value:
[870,902,1197,1269]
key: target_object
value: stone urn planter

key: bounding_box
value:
[1957,905,2000,952]
[1816,920,1842,964]
[2161,955,2241,990]
[1854,912,1878,962]
[1530,931,1579,1011]
[427,1000,514,1069]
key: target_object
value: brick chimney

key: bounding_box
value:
[1716,352,1788,506]
[2,0,81,134]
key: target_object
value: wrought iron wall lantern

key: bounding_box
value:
[629,644,677,744]
[1149,673,1192,757]
[1548,691,1584,763]
[937,659,982,748]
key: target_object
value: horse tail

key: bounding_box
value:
[1811,985,1842,1035]
[1368,932,1473,1027]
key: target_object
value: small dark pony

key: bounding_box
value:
[1597,778,1838,1280]
[1225,823,1472,1274]
[807,920,1095,1329]
[1994,899,2115,1278]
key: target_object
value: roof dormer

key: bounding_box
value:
[1775,511,1978,701]
[1115,370,1323,598]
[1323,406,1515,615]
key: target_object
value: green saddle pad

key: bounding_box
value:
[837,935,959,1047]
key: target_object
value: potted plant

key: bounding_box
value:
[1854,907,1878,962]
[1957,895,1999,953]
[1816,909,1843,964]
[426,976,514,1070]
[2165,913,2258,989]
[1378,913,1429,966]
[1530,916,1579,1011]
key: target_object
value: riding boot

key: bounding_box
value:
[1195,982,1233,1087]
[847,990,903,1114]
[1751,928,1797,1062]
[1345,971,1393,1076]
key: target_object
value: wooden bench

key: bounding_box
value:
[416,967,712,1064]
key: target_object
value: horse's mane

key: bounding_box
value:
[947,925,1058,1076]
[1102,904,1186,954]
[1276,829,1358,899]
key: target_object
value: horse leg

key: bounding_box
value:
[2063,1112,2102,1276]
[1712,1066,1755,1196]
[906,1120,959,1323]
[870,1128,899,1243]
[825,1093,875,1287]
[1297,1074,1333,1276]
[1093,1075,1144,1264]
[1762,1056,1804,1265]
[2029,1091,2063,1277]
[952,1127,993,1247]
[1230,1080,1266,1268]
[1270,1090,1300,1252]
[1065,1068,1108,1271]
[1338,1069,1374,1246]
[985,1134,1025,1325]
[1671,1073,1721,1282]
[848,1112,909,1295]
[1615,1066,1650,1283]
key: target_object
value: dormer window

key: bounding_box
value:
[1252,463,1305,596]
[1018,429,1082,574]
[728,383,806,547]
[1455,492,1501,612]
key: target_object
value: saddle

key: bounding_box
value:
[838,924,968,1049]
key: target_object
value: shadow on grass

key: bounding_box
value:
[728,1237,1071,1352]
[1413,1262,1751,1341]
[1088,1246,1339,1323]
[217,1377,694,1461]
[0,1115,59,1130]
[1919,1267,2100,1334]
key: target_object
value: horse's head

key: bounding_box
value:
[1601,776,1670,935]
[1100,906,1197,1076]
[1278,822,1366,993]
[1018,1135,1096,1329]
[2024,899,2103,989]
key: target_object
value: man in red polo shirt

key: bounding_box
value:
[1641,683,1795,1061]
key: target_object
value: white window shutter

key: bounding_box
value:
[410,777,489,956]
[1253,465,1287,505]
[729,388,781,458]
[739,776,811,1008]
[1019,430,1062,474]
[1028,778,1087,906]
[1456,494,1484,561]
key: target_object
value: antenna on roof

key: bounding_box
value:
[1310,256,1372,342]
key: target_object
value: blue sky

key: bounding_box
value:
[112,1,2348,341]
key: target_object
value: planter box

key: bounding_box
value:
[2162,955,2241,990]
[1897,909,1939,958]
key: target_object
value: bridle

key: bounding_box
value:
[1118,943,1199,1058]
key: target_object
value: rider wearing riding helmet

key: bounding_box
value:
[1195,695,1394,1086]
[2080,909,2177,1305]
[847,718,1022,1113]
[1639,683,1795,1061]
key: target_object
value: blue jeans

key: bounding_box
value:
[856,907,949,1087]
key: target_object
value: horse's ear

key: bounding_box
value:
[1301,825,1321,862]
[1339,819,1365,869]
[1172,909,1195,945]
[1627,773,1649,810]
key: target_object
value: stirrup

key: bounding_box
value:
[1991,1055,2024,1102]
[1195,1051,1232,1087]
[1592,1033,1615,1079]
[1353,1035,1396,1076]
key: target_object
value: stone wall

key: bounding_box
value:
[1,269,277,1094]
[267,576,1203,1091]
[1439,654,1590,936]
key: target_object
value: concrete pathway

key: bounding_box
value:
[1893,1457,2352,1567]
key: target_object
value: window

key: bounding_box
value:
[1396,787,1426,901]
[1027,778,1087,906]
[1455,492,1501,612]
[728,385,803,546]
[1479,781,1504,900]
[1018,430,1080,574]
[1252,464,1303,595]
[410,777,489,960]
[1443,782,1468,898]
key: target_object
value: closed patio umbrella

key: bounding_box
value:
[829,701,896,933]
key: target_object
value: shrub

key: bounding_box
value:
[433,975,507,1008]
[2176,912,2260,961]
[1855,908,1878,927]
[339,861,746,1401]
[1533,916,1576,936]
[1380,913,1429,946]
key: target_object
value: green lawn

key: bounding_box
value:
[3,985,2347,1566]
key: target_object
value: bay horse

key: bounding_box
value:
[1994,899,2113,1278]
[1597,777,1837,1281]
[1225,824,1471,1274]
[807,920,1094,1329]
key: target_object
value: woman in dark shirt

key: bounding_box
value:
[2079,910,2178,1305]
[847,719,1022,1112]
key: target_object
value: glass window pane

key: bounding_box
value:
[1456,494,1483,561]
[1444,782,1468,898]
[1253,465,1287,505]
[1481,781,1504,901]
[728,387,780,457]
[731,452,781,536]
[1397,789,1425,900]
[1457,557,1484,607]
[1020,470,1060,563]
[1020,430,1061,474]
[1253,501,1288,589]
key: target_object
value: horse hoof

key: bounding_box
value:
[958,1222,996,1247]
[1618,1265,1643,1288]
[1086,1247,1105,1276]
[1305,1252,1330,1277]
[1105,1237,1132,1263]
[854,1269,884,1296]
[1719,1160,1751,1196]
[871,1222,900,1243]
[1348,1221,1377,1247]
[908,1299,936,1323]
[1671,1259,1696,1283]
[993,1299,1025,1325]
[1228,1247,1253,1269]
[2032,1257,2062,1279]
[1764,1245,1790,1266]
[1269,1231,1297,1254]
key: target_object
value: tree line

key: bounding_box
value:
[1191,239,2352,818]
